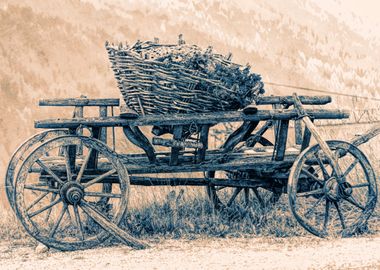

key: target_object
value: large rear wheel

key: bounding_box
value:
[14,135,129,251]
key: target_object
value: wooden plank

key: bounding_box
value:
[39,98,119,107]
[273,120,289,161]
[170,125,183,166]
[35,109,350,129]
[40,154,296,175]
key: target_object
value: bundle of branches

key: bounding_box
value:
[106,35,265,116]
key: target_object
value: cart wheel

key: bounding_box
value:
[288,140,377,237]
[206,136,282,210]
[14,135,129,251]
[5,129,68,210]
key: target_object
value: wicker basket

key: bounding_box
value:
[106,38,264,115]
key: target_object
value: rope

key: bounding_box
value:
[264,81,380,102]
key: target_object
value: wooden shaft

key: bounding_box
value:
[292,93,343,177]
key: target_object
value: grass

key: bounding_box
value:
[1,188,378,248]
[0,124,379,247]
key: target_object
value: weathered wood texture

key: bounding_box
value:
[273,120,289,161]
[152,137,204,149]
[35,109,349,129]
[38,95,330,108]
[292,93,343,177]
[34,153,296,175]
[350,124,380,147]
[256,95,331,105]
[39,98,119,107]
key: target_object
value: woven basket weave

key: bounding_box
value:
[106,38,264,115]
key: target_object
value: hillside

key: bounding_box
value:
[1,0,380,182]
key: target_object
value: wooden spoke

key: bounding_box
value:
[351,183,369,188]
[76,148,93,183]
[314,153,330,180]
[24,185,59,193]
[45,193,57,222]
[79,200,148,250]
[303,195,325,217]
[26,192,49,212]
[301,168,324,185]
[63,147,73,182]
[49,204,67,238]
[226,188,242,207]
[29,198,62,218]
[344,196,365,210]
[296,188,324,197]
[83,169,117,189]
[323,200,330,232]
[334,201,346,229]
[73,205,85,241]
[342,159,359,178]
[84,192,122,198]
[36,159,64,185]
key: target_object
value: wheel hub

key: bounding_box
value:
[60,182,84,205]
[323,177,339,201]
[323,177,352,201]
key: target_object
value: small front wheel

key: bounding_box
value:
[288,140,377,237]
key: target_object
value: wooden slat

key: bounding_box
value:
[273,120,289,161]
[35,109,350,129]
[39,98,119,107]
[196,124,210,163]
[295,120,303,145]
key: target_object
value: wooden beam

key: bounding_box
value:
[256,95,331,105]
[35,109,350,129]
[39,98,119,107]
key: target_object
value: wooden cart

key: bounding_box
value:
[5,94,378,251]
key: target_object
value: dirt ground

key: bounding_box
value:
[1,236,379,270]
